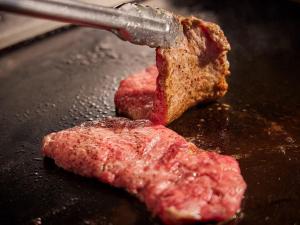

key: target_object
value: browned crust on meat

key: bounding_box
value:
[156,16,231,124]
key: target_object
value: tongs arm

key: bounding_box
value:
[0,0,182,48]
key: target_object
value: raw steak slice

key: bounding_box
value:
[42,118,246,225]
[115,16,230,125]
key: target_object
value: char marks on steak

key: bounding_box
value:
[42,118,246,224]
[115,16,230,125]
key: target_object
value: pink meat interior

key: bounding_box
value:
[114,65,167,124]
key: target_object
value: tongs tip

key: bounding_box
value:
[115,3,183,48]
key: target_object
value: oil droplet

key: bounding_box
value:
[31,217,42,225]
[106,51,119,59]
[33,158,43,161]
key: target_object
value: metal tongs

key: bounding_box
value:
[0,0,183,48]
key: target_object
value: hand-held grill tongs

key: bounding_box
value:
[0,0,183,48]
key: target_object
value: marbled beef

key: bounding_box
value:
[42,118,246,225]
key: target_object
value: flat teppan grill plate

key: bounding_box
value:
[0,0,300,225]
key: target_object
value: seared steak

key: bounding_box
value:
[42,118,246,224]
[115,16,230,125]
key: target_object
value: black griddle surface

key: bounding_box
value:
[0,0,300,225]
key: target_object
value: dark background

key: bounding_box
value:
[0,0,299,224]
